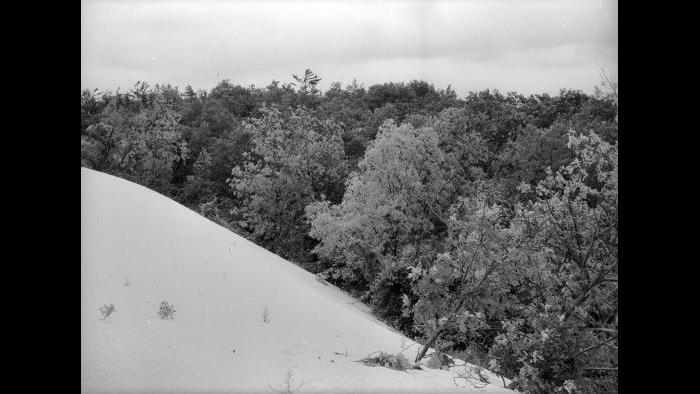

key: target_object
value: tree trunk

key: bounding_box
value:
[415,327,444,363]
[415,294,473,363]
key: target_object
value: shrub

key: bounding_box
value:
[158,300,176,319]
[358,351,413,371]
[268,370,303,394]
[99,303,116,320]
[262,306,270,323]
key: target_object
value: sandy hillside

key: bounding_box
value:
[81,167,513,393]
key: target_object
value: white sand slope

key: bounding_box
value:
[81,167,513,393]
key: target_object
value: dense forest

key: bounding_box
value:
[81,69,618,393]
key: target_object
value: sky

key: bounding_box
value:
[81,0,617,97]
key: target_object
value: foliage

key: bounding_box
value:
[490,131,618,392]
[406,131,617,392]
[81,93,189,193]
[364,80,458,120]
[292,68,322,96]
[461,89,530,156]
[210,80,258,118]
[495,121,575,210]
[198,196,234,230]
[229,106,347,266]
[306,121,460,329]
[408,185,514,363]
[432,107,492,191]
[81,73,618,391]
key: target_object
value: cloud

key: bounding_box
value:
[81,0,617,96]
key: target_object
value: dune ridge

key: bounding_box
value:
[81,167,512,393]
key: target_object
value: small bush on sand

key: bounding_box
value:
[100,303,116,320]
[358,351,413,371]
[158,300,176,319]
[262,306,270,323]
[268,370,303,394]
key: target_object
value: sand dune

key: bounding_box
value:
[81,167,513,393]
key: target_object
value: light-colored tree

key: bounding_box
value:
[81,94,189,193]
[229,106,347,264]
[306,120,462,328]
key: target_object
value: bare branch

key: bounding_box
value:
[570,336,617,359]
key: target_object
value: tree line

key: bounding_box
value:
[81,69,618,393]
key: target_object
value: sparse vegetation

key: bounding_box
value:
[82,72,617,391]
[158,300,176,319]
[262,306,270,323]
[357,351,413,371]
[99,303,116,320]
[268,370,303,394]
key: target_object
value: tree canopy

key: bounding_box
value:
[81,71,618,392]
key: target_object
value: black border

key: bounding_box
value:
[10,0,655,392]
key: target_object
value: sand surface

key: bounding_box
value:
[81,167,513,393]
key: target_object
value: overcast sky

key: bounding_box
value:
[81,0,617,97]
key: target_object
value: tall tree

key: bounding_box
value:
[306,120,459,330]
[229,106,347,265]
[81,93,189,193]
